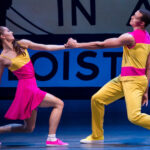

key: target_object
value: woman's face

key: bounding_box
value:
[1,27,14,41]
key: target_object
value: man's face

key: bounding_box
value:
[130,11,144,27]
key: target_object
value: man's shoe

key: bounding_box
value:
[46,138,68,146]
[80,135,104,144]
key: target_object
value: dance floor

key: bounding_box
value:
[0,99,150,150]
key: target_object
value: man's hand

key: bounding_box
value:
[65,38,77,49]
[142,92,148,107]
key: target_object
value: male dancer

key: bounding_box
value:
[66,9,150,143]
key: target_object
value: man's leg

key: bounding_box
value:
[123,79,150,129]
[80,77,124,143]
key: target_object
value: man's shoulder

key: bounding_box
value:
[119,33,135,47]
[120,33,134,41]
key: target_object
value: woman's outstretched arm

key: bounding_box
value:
[18,39,65,51]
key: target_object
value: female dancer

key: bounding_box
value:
[0,26,68,146]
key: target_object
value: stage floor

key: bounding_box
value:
[1,99,150,150]
[1,123,150,150]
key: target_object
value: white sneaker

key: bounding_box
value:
[80,135,104,144]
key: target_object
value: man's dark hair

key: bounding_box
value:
[139,9,150,27]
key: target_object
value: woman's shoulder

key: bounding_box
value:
[0,55,11,67]
[0,55,5,61]
[18,39,32,48]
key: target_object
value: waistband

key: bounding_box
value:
[121,67,145,76]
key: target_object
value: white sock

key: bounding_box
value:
[47,134,57,141]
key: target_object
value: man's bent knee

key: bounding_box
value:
[91,94,103,105]
[128,113,141,125]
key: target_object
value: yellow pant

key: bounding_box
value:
[91,76,150,138]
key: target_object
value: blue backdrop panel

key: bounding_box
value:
[0,48,123,87]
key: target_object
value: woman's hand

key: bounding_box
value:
[65,38,77,49]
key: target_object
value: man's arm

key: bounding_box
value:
[18,39,65,51]
[66,33,135,49]
[142,53,150,106]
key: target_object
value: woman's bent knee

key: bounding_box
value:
[24,125,35,133]
[59,100,64,108]
[56,99,64,109]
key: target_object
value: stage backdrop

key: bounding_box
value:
[0,0,150,99]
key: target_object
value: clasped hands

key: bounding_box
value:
[65,38,78,49]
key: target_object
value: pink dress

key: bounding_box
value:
[2,50,47,120]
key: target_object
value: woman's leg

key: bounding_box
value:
[39,93,68,146]
[39,93,64,134]
[0,110,37,133]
